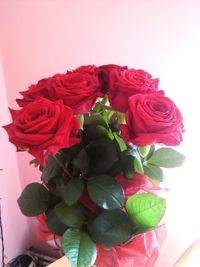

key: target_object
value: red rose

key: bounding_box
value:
[51,69,103,114]
[121,93,184,146]
[98,64,128,94]
[17,65,103,115]
[107,68,159,112]
[16,77,55,107]
[98,64,128,72]
[4,97,80,165]
[72,64,99,75]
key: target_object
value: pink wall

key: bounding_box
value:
[0,58,31,262]
[0,0,200,266]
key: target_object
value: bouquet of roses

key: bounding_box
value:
[4,64,185,267]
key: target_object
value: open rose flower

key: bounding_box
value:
[51,69,103,114]
[17,66,103,115]
[16,77,55,107]
[72,64,99,75]
[121,93,184,146]
[107,68,159,112]
[4,97,80,165]
[98,64,128,94]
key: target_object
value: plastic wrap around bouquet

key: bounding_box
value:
[4,64,185,267]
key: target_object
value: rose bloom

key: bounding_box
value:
[121,93,184,146]
[98,64,128,94]
[16,77,55,107]
[106,68,159,112]
[17,65,103,115]
[4,97,80,165]
[72,64,99,75]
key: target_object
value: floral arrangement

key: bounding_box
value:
[4,64,185,267]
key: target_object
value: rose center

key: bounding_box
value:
[152,103,167,113]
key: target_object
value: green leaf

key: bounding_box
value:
[17,183,50,216]
[113,132,127,152]
[104,160,122,177]
[98,125,113,139]
[117,112,126,124]
[54,202,84,228]
[138,146,151,158]
[59,145,82,163]
[101,94,108,105]
[88,209,133,247]
[101,110,110,128]
[83,207,96,223]
[46,175,70,196]
[129,147,144,174]
[46,209,68,235]
[62,177,84,206]
[41,155,63,183]
[77,115,84,129]
[72,149,90,173]
[144,164,164,182]
[49,193,63,207]
[126,193,166,230]
[145,144,155,160]
[86,138,118,174]
[107,110,115,120]
[134,157,144,174]
[83,124,111,143]
[62,229,97,267]
[120,153,135,179]
[87,175,124,209]
[83,114,108,129]
[147,147,185,168]
[93,102,102,113]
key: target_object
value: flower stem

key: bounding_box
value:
[101,94,108,105]
[100,104,113,111]
[52,155,73,179]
